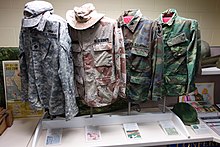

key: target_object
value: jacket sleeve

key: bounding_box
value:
[113,22,126,98]
[186,20,201,93]
[58,22,78,121]
[151,21,164,101]
[18,28,29,101]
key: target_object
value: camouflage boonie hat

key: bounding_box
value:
[22,1,53,27]
[172,102,199,126]
[66,3,105,30]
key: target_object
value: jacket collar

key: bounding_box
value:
[118,9,142,33]
[158,8,177,26]
[34,11,51,31]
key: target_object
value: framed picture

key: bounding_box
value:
[195,82,214,105]
[2,60,21,102]
[2,60,43,117]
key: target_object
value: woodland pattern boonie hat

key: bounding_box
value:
[66,3,105,30]
[172,102,199,126]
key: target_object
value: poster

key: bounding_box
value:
[179,82,217,113]
[195,82,214,105]
[2,60,43,118]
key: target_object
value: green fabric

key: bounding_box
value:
[172,102,199,126]
[118,10,164,102]
[0,47,20,108]
[157,9,201,96]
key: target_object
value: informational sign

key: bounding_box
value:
[2,60,43,118]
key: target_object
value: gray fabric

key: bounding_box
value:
[22,1,53,27]
[19,1,78,120]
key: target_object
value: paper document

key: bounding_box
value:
[45,128,62,146]
[159,120,179,135]
[191,124,210,134]
[123,123,142,139]
[85,125,102,142]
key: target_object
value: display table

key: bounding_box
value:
[31,119,218,147]
[1,112,220,147]
[201,67,220,75]
[0,117,40,147]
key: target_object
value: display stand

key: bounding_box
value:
[31,102,190,147]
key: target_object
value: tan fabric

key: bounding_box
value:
[68,16,126,107]
[66,3,104,30]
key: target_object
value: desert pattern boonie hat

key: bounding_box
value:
[22,0,53,28]
[172,102,199,126]
[66,3,105,30]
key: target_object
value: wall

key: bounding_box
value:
[0,0,220,47]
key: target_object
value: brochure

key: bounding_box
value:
[159,120,179,135]
[191,124,210,134]
[45,128,62,146]
[123,123,142,139]
[85,125,102,142]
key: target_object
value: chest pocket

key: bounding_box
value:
[31,38,51,61]
[167,33,189,58]
[44,21,59,39]
[93,42,113,67]
[130,45,150,72]
[72,43,83,67]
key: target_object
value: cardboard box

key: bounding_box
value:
[0,113,7,135]
[5,109,13,127]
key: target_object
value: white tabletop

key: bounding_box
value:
[2,115,220,147]
[0,117,40,147]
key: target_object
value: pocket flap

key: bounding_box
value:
[167,33,188,47]
[131,47,149,57]
[96,77,111,85]
[170,46,187,57]
[129,76,150,84]
[93,43,112,51]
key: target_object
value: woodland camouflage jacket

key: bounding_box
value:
[157,9,201,96]
[118,10,163,102]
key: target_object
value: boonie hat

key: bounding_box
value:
[66,3,105,30]
[171,102,199,126]
[22,0,53,27]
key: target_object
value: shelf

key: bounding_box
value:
[202,67,220,75]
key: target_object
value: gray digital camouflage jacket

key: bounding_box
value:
[19,1,78,120]
[68,17,126,107]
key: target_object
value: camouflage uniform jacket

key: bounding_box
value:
[68,17,126,107]
[19,1,78,120]
[118,10,164,102]
[157,9,201,96]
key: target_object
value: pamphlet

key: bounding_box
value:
[200,116,220,136]
[85,125,102,142]
[45,128,62,146]
[159,120,179,135]
[123,123,142,139]
[191,124,210,134]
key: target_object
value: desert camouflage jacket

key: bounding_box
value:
[68,17,126,107]
[19,5,78,120]
[118,10,164,102]
[157,9,201,96]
